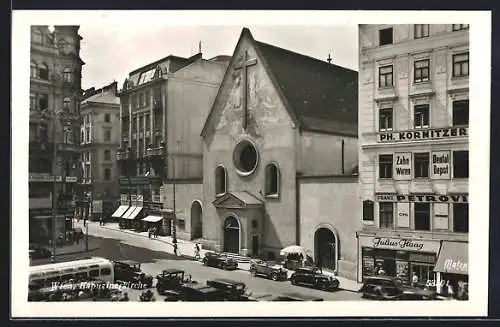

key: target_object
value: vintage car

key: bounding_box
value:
[250,260,288,281]
[113,260,153,288]
[178,283,226,302]
[163,289,183,302]
[206,278,249,300]
[290,267,340,291]
[359,276,437,300]
[247,293,323,302]
[155,269,195,294]
[202,252,238,270]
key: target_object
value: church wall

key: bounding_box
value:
[299,176,361,280]
[162,181,203,241]
[298,132,358,176]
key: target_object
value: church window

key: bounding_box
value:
[233,139,259,176]
[264,163,279,197]
[215,165,227,196]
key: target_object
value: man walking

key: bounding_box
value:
[173,243,178,256]
[148,227,152,239]
[194,243,200,259]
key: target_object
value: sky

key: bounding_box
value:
[78,25,359,90]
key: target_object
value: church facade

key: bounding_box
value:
[164,28,361,279]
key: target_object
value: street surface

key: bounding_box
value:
[56,223,367,301]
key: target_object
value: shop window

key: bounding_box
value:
[414,203,431,231]
[379,154,393,179]
[362,200,374,221]
[414,104,429,128]
[379,108,393,131]
[379,65,393,88]
[379,202,394,229]
[452,52,469,77]
[452,100,469,126]
[414,152,429,178]
[452,24,469,31]
[38,63,49,80]
[215,165,227,195]
[104,113,111,123]
[453,150,469,178]
[264,163,279,196]
[414,24,429,39]
[414,59,430,83]
[453,203,469,233]
[379,27,393,46]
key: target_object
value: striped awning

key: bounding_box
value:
[142,215,163,223]
[111,205,129,218]
[121,206,137,219]
[128,207,143,219]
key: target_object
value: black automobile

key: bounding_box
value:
[248,293,323,302]
[113,260,153,288]
[206,278,248,300]
[290,267,340,291]
[359,276,437,300]
[250,260,288,281]
[179,283,226,302]
[156,269,195,294]
[29,246,52,260]
[202,252,238,270]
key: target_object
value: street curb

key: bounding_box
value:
[54,247,101,257]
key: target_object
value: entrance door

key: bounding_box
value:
[314,228,336,270]
[190,201,203,240]
[252,235,259,257]
[223,216,240,254]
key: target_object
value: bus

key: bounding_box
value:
[29,257,114,289]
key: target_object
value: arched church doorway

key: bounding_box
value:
[314,227,337,270]
[190,201,202,240]
[223,216,240,254]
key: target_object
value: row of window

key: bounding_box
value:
[378,24,469,46]
[131,114,151,131]
[30,93,75,111]
[126,87,162,110]
[80,128,112,144]
[30,63,74,82]
[378,52,468,89]
[378,150,468,179]
[379,99,469,131]
[363,201,468,233]
[214,163,279,196]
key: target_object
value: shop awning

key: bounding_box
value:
[142,215,163,223]
[128,207,143,219]
[121,206,137,219]
[111,205,129,218]
[434,241,468,275]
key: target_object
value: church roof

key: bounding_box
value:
[254,40,358,135]
[201,28,358,137]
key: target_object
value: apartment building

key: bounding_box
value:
[29,25,84,244]
[358,24,469,292]
[77,82,121,221]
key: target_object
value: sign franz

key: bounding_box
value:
[378,127,468,143]
[376,193,468,203]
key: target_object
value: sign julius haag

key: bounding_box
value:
[372,237,425,251]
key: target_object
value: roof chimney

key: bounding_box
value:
[327,53,332,64]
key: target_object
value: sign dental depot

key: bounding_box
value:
[378,127,468,143]
[360,236,441,253]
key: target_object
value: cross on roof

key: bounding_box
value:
[234,50,257,130]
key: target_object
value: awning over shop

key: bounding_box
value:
[142,215,163,223]
[128,207,143,219]
[121,206,137,219]
[434,241,468,275]
[112,205,129,218]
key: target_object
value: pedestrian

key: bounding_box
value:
[173,242,178,256]
[148,227,152,239]
[194,243,200,259]
[446,280,455,299]
[154,226,158,238]
[411,272,419,287]
[99,217,103,226]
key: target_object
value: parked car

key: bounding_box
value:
[113,260,153,288]
[156,269,195,294]
[272,293,324,301]
[359,276,437,300]
[250,260,288,281]
[290,267,340,291]
[179,283,226,302]
[202,252,238,270]
[206,278,249,301]
[163,290,183,302]
[29,247,52,260]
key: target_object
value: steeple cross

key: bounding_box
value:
[235,50,257,130]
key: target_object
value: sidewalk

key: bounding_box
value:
[79,220,361,292]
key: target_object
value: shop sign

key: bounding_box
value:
[378,127,468,143]
[393,153,412,180]
[431,151,451,179]
[433,203,449,230]
[375,193,468,203]
[443,259,468,274]
[372,237,425,251]
[396,203,410,228]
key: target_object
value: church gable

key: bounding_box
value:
[201,28,295,143]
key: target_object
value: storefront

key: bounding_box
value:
[358,234,442,286]
[433,241,468,298]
